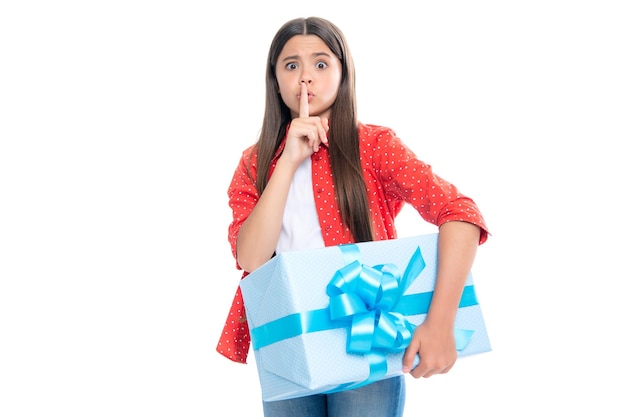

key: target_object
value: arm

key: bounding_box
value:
[236,82,328,272]
[235,157,298,272]
[402,220,481,378]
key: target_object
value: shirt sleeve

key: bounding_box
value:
[374,127,490,244]
[227,146,260,267]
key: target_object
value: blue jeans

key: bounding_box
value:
[262,375,406,417]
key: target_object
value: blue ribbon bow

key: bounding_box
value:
[326,243,426,355]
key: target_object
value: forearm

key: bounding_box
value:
[236,158,298,272]
[427,221,481,328]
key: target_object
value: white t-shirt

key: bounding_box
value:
[276,157,324,253]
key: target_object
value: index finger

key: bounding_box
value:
[299,81,309,118]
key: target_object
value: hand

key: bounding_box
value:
[401,320,458,378]
[280,82,329,165]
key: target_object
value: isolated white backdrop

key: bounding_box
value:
[1,1,624,416]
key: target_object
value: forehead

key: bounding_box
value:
[278,35,335,60]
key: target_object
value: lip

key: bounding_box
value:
[297,92,314,100]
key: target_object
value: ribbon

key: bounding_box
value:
[249,242,478,392]
[325,244,426,355]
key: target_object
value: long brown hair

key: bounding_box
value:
[250,17,372,243]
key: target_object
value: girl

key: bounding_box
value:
[217,16,489,417]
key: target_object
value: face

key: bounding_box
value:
[275,35,342,119]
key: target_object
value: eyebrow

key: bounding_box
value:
[280,51,332,63]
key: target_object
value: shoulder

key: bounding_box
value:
[234,143,259,170]
[357,122,407,154]
[358,122,397,140]
[229,144,259,184]
[240,143,258,159]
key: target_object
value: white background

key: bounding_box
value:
[1,1,624,415]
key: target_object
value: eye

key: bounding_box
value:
[286,62,298,70]
[316,61,328,70]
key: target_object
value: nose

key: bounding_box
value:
[300,70,312,84]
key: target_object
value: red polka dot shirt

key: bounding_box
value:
[216,123,489,363]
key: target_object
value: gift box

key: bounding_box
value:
[239,233,491,402]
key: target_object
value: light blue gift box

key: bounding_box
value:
[240,233,491,402]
